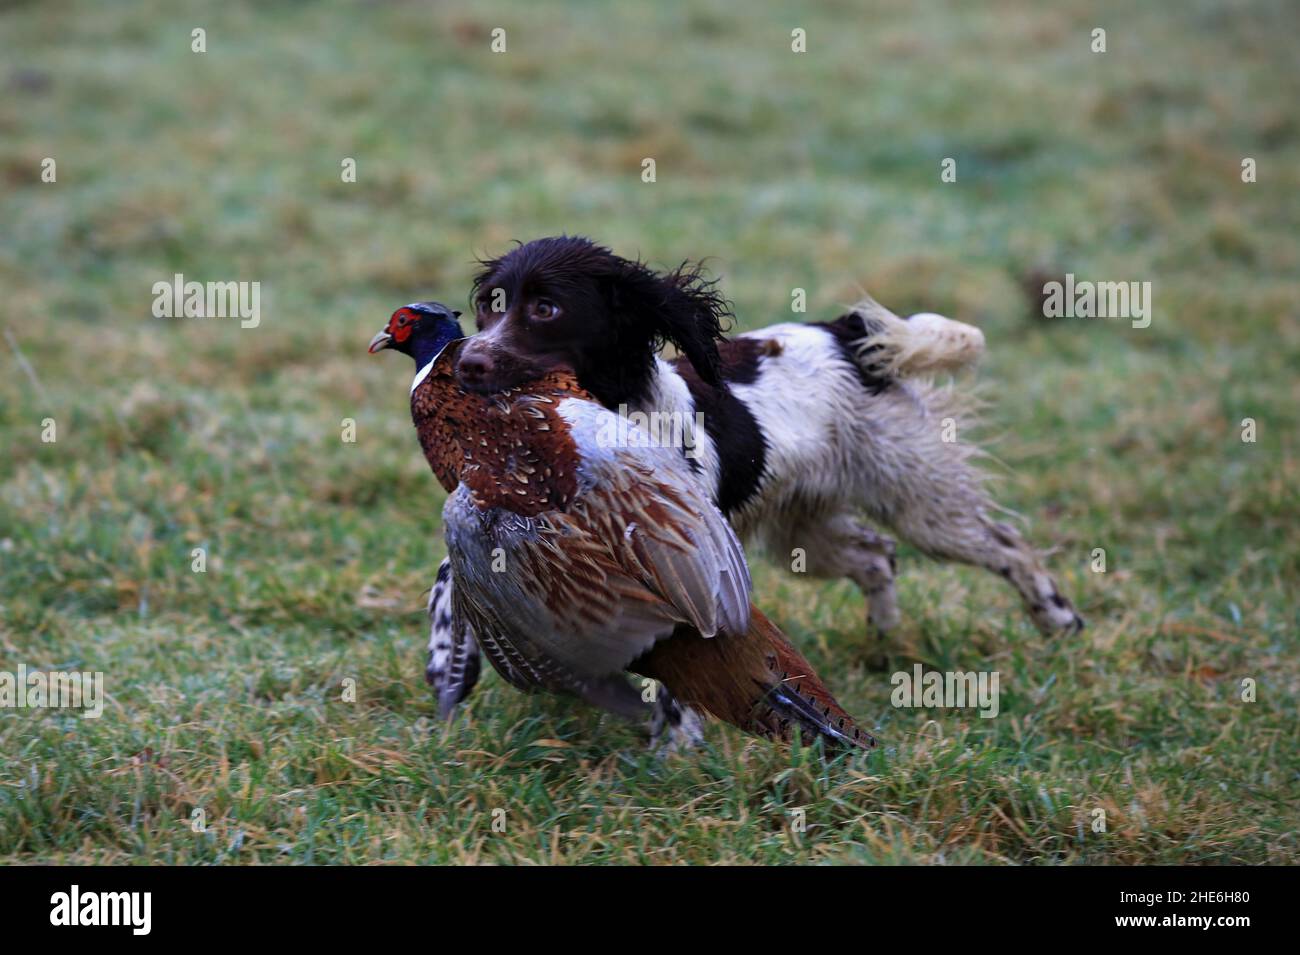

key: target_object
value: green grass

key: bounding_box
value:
[1,0,1297,864]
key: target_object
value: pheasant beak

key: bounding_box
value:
[367,329,393,354]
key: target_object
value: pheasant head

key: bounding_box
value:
[368,301,463,368]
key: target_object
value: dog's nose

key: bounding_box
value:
[456,347,495,387]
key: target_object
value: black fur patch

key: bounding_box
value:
[809,313,893,395]
[671,354,767,517]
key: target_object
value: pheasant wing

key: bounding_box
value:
[442,400,752,682]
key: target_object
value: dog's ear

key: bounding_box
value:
[658,262,730,387]
[603,257,731,388]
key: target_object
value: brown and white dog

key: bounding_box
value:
[423,236,1082,713]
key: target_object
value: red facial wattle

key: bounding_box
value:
[390,308,416,344]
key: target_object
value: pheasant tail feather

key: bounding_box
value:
[638,606,875,750]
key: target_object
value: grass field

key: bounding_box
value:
[1,0,1297,864]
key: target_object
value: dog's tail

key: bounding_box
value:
[849,296,984,378]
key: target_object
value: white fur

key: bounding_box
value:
[726,324,863,536]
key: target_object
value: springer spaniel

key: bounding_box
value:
[423,236,1083,714]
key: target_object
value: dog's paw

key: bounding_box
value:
[1032,594,1085,636]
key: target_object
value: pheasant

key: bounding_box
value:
[369,302,875,750]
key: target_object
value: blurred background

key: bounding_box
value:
[1,1,1296,864]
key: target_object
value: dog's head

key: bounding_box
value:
[455,236,730,407]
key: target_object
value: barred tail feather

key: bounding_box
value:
[426,557,483,717]
[637,607,876,751]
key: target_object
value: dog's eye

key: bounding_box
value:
[532,299,558,321]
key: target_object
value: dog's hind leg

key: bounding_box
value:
[906,513,1083,635]
[983,520,1084,635]
[858,382,1084,636]
[882,486,1083,636]
[766,513,902,638]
